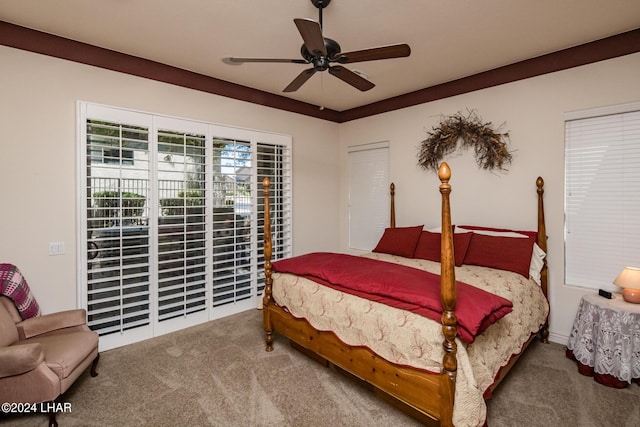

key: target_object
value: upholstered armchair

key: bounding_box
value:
[0,296,99,427]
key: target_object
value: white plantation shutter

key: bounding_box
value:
[256,140,292,293]
[565,103,640,289]
[209,136,292,305]
[211,138,253,307]
[156,128,208,322]
[348,142,390,251]
[83,107,152,342]
[79,103,291,350]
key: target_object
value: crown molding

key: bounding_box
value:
[1,21,638,123]
[339,28,640,122]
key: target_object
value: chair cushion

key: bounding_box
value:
[0,302,18,347]
[25,331,98,379]
[0,343,44,377]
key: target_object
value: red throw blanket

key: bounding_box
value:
[0,263,41,320]
[272,252,512,343]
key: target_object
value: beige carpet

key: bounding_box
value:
[2,309,639,426]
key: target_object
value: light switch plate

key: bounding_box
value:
[49,241,65,255]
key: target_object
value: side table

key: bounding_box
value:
[566,292,640,388]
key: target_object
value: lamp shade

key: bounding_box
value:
[613,267,640,303]
[613,267,640,290]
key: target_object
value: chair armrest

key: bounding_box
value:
[0,343,44,377]
[17,309,88,339]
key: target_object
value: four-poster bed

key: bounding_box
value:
[260,162,549,426]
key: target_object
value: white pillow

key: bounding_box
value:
[426,226,473,234]
[455,227,528,238]
[529,243,546,286]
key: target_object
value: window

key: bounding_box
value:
[79,103,291,350]
[90,147,134,165]
[211,139,253,307]
[347,142,390,251]
[88,125,136,166]
[565,102,640,290]
[156,128,207,324]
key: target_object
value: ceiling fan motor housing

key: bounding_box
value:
[301,37,341,71]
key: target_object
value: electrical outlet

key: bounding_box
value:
[49,241,65,256]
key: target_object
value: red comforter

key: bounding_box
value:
[272,252,513,343]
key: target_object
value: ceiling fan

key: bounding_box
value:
[224,0,411,93]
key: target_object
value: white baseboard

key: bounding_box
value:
[548,331,569,345]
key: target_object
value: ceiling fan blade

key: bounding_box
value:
[294,18,326,56]
[224,57,308,65]
[334,43,411,64]
[283,68,317,92]
[328,65,375,91]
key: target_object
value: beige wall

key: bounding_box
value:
[338,52,640,343]
[0,46,340,314]
[3,43,640,345]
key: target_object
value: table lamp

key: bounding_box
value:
[613,266,640,303]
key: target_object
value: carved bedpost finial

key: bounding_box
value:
[438,162,451,183]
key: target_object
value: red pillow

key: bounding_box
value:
[453,233,473,266]
[413,231,440,262]
[463,233,535,277]
[372,226,423,258]
[413,231,472,266]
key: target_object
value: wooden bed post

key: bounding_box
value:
[389,182,396,228]
[438,162,457,426]
[262,177,274,352]
[536,176,549,343]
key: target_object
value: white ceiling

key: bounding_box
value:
[1,0,639,111]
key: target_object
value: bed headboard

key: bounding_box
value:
[387,175,548,301]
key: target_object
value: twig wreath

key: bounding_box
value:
[417,110,513,172]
